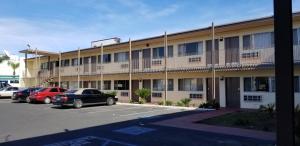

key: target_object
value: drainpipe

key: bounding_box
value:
[35,48,38,87]
[77,48,81,88]
[58,51,61,87]
[100,44,103,90]
[212,22,216,101]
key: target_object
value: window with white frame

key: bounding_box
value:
[293,28,300,46]
[244,77,269,92]
[243,32,274,50]
[153,79,164,91]
[152,47,164,59]
[114,52,129,62]
[114,80,129,90]
[40,62,48,69]
[61,59,70,67]
[178,78,203,91]
[103,54,111,63]
[103,80,111,90]
[71,58,78,66]
[178,42,203,56]
[168,79,174,91]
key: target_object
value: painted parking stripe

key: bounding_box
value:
[118,108,172,117]
[86,106,147,114]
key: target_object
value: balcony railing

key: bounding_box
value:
[34,46,300,77]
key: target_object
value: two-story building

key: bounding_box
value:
[20,13,300,109]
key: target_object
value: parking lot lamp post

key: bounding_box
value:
[164,32,168,105]
[100,44,103,90]
[77,48,81,88]
[129,38,132,102]
[58,51,61,88]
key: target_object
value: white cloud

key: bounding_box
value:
[0,18,103,55]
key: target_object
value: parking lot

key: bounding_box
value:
[0,99,274,146]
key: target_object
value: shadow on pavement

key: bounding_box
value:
[0,109,275,146]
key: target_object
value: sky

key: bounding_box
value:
[0,0,300,56]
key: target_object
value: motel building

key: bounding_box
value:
[19,12,300,109]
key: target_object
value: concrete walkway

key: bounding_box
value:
[152,108,276,141]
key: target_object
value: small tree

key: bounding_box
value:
[135,88,151,104]
[7,61,20,76]
[0,55,9,64]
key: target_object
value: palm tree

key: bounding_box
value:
[7,61,20,76]
[0,55,9,64]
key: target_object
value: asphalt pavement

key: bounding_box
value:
[0,99,275,146]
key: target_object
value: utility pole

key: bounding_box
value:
[100,44,104,91]
[35,48,38,87]
[212,22,216,100]
[77,48,80,88]
[164,32,168,105]
[58,51,61,88]
[129,38,132,102]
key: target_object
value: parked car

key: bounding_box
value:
[27,87,66,104]
[0,87,20,98]
[0,82,10,89]
[11,87,42,102]
[52,88,118,108]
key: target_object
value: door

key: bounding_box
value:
[225,77,240,108]
[49,88,59,98]
[91,56,97,73]
[82,89,96,104]
[132,50,139,70]
[225,36,240,64]
[83,57,90,73]
[131,80,139,102]
[206,39,219,65]
[206,78,220,102]
[142,80,151,102]
[142,49,151,69]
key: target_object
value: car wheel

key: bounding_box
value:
[26,97,31,103]
[17,97,22,103]
[44,97,51,104]
[107,97,114,106]
[73,99,82,109]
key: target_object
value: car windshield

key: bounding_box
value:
[65,89,77,93]
[20,88,29,92]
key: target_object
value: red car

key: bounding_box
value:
[27,87,66,104]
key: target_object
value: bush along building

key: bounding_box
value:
[20,12,300,109]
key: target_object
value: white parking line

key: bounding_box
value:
[118,108,172,117]
[86,106,145,114]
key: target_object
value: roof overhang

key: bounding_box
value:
[19,49,59,56]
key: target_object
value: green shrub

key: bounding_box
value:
[135,88,151,103]
[176,98,191,107]
[158,101,164,105]
[138,99,145,104]
[259,103,275,118]
[165,100,173,106]
[199,99,220,109]
[106,91,117,96]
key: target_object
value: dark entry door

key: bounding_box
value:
[225,77,240,108]
[132,50,139,70]
[225,36,240,64]
[142,49,151,69]
[142,80,151,102]
[131,80,139,102]
[206,78,220,102]
[206,39,219,65]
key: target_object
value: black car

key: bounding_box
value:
[52,88,118,108]
[12,87,42,102]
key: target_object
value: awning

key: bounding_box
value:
[19,49,59,56]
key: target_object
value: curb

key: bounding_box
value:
[116,102,215,111]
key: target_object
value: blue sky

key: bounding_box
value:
[0,0,300,55]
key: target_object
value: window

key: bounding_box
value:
[40,63,48,69]
[82,89,93,95]
[243,77,269,92]
[103,54,111,63]
[178,78,203,91]
[243,32,274,50]
[114,80,129,90]
[71,58,78,66]
[167,46,173,58]
[61,59,70,67]
[103,80,111,90]
[271,77,275,92]
[153,79,164,91]
[293,28,300,46]
[152,47,164,59]
[244,95,262,102]
[168,79,174,91]
[49,88,58,92]
[178,42,203,56]
[90,81,96,88]
[114,52,129,62]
